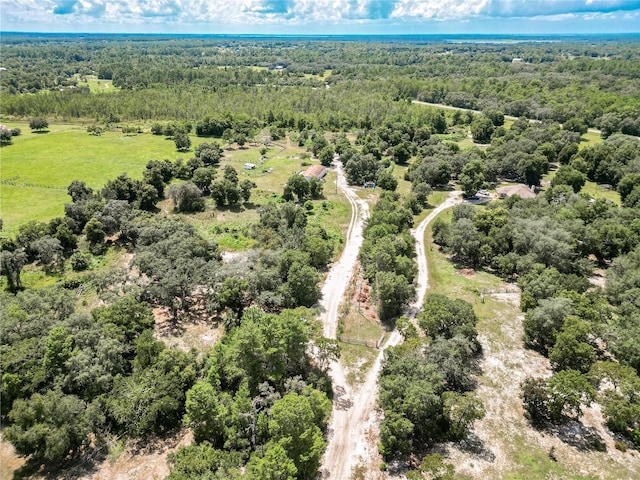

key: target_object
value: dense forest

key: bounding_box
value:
[1,34,640,479]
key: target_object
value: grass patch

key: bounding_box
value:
[74,74,118,93]
[0,185,68,234]
[579,131,602,150]
[504,436,598,480]
[340,342,379,386]
[542,168,620,205]
[580,181,620,204]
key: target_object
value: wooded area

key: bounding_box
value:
[1,33,639,479]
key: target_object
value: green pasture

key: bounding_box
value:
[74,75,117,93]
[0,120,353,245]
[579,131,601,150]
[1,124,211,233]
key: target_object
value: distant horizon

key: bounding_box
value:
[2,31,639,39]
[1,1,639,37]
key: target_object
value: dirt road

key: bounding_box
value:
[319,187,462,479]
[319,162,370,340]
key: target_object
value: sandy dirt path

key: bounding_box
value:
[320,189,462,479]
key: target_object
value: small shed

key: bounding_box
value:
[301,165,327,180]
[244,163,256,170]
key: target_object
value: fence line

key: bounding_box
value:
[338,334,386,349]
[338,336,378,349]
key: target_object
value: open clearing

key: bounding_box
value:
[418,213,640,480]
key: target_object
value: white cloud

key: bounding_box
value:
[391,0,489,20]
[1,0,639,31]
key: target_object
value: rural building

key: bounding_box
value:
[301,165,327,180]
[496,184,536,199]
[244,163,256,170]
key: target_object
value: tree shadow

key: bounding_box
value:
[547,420,606,452]
[456,432,496,462]
[12,447,108,480]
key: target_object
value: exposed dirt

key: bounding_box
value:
[456,268,476,278]
[0,437,26,480]
[442,289,640,480]
[85,430,193,480]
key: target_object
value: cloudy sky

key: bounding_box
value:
[1,0,639,34]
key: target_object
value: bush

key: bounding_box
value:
[29,117,48,131]
[70,252,91,271]
[615,441,627,452]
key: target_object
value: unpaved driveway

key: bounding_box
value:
[319,187,462,479]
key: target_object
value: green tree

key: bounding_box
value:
[29,117,48,131]
[239,179,256,202]
[470,116,494,143]
[521,377,551,425]
[42,325,74,378]
[563,118,588,135]
[183,381,224,443]
[442,391,485,440]
[192,167,216,193]
[549,317,596,373]
[167,181,205,213]
[0,249,27,292]
[482,108,505,127]
[31,236,64,273]
[551,165,587,193]
[83,217,105,253]
[459,160,486,197]
[283,263,320,308]
[418,294,478,340]
[268,393,325,480]
[5,389,100,462]
[246,440,297,480]
[377,169,398,192]
[618,173,640,203]
[523,297,574,352]
[374,271,414,321]
[318,145,335,167]
[0,125,13,145]
[548,369,595,422]
[67,180,94,203]
[284,174,310,202]
[174,132,191,152]
[218,276,250,318]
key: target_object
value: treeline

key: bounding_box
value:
[359,192,417,321]
[2,36,640,132]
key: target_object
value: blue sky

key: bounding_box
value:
[1,0,639,34]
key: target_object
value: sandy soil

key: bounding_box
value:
[443,287,640,480]
[319,186,462,479]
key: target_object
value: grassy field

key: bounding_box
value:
[1,123,207,233]
[0,119,353,252]
[75,75,117,93]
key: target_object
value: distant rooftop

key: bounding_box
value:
[496,184,536,199]
[301,165,327,179]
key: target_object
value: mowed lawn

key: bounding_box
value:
[0,124,208,233]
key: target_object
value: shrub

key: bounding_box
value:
[70,252,91,271]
